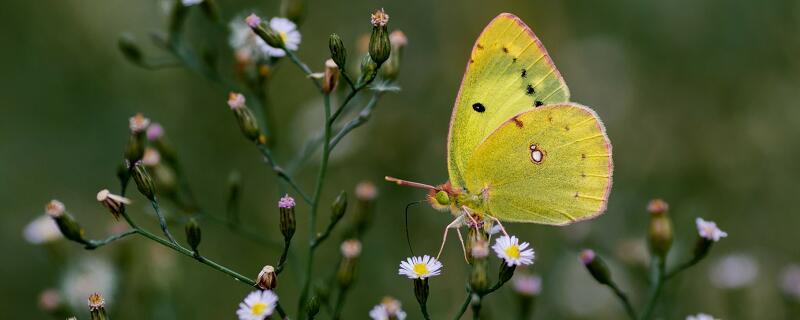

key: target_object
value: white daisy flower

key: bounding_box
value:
[686,313,716,320]
[229,17,270,62]
[23,215,63,244]
[369,297,407,320]
[263,17,301,57]
[695,218,727,241]
[398,255,442,279]
[236,290,278,320]
[493,235,535,266]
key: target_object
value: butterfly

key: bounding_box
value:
[387,13,613,257]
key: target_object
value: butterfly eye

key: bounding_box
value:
[529,144,544,164]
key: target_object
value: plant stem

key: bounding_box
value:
[151,199,177,244]
[664,256,702,280]
[276,239,292,274]
[329,87,361,125]
[329,94,380,149]
[420,302,431,320]
[298,93,333,319]
[84,229,138,250]
[608,282,638,320]
[332,287,349,320]
[453,292,472,320]
[258,145,313,204]
[641,257,667,320]
[471,296,481,320]
[284,49,322,92]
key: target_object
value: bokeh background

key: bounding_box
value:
[3,0,800,319]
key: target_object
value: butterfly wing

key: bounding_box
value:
[464,103,613,225]
[447,13,570,190]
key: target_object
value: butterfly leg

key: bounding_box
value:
[486,214,509,237]
[455,227,469,263]
[436,214,465,260]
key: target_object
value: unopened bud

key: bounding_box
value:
[368,9,391,66]
[97,189,131,220]
[185,218,201,253]
[247,18,285,49]
[498,261,517,285]
[647,199,673,260]
[118,34,142,65]
[328,34,347,69]
[357,55,378,87]
[256,265,277,290]
[132,161,156,201]
[340,239,362,259]
[306,295,320,319]
[337,258,357,289]
[470,259,489,294]
[580,249,612,285]
[88,293,108,320]
[279,194,296,240]
[413,278,429,305]
[322,59,340,94]
[281,0,305,24]
[227,93,261,142]
[47,201,87,245]
[331,190,348,222]
[125,114,149,164]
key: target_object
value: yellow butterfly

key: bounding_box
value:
[387,13,612,256]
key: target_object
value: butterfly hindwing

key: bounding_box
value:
[464,103,613,225]
[447,13,570,190]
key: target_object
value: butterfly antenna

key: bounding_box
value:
[405,200,424,256]
[385,176,437,190]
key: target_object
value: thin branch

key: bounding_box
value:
[329,94,380,149]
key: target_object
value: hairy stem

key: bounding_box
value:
[608,282,637,320]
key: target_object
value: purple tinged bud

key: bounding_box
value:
[579,249,596,265]
[245,13,261,28]
[146,123,164,141]
[279,194,296,208]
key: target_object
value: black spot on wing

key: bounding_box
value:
[534,100,544,107]
[472,103,486,113]
[521,69,527,78]
[526,84,535,95]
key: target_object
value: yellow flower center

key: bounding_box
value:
[505,245,520,260]
[251,302,267,315]
[412,263,428,276]
[279,31,287,43]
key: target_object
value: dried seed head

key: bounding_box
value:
[87,293,105,311]
[370,8,389,27]
[96,189,131,220]
[256,265,277,290]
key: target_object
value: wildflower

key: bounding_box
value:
[96,189,131,220]
[278,194,296,240]
[710,253,758,289]
[226,92,261,142]
[341,239,362,259]
[146,123,164,141]
[228,92,246,109]
[513,273,542,296]
[88,293,105,311]
[686,313,716,320]
[256,265,277,290]
[493,235,535,266]
[369,9,391,65]
[230,17,270,62]
[369,296,407,320]
[128,113,150,133]
[244,14,261,28]
[370,8,389,27]
[45,200,66,217]
[24,215,63,244]
[696,218,727,241]
[579,249,612,286]
[780,264,800,300]
[256,17,301,57]
[236,290,278,320]
[182,0,203,6]
[398,255,442,279]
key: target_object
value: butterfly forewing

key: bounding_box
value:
[447,13,570,190]
[464,103,613,225]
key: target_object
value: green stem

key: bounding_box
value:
[420,302,431,320]
[84,229,138,250]
[453,292,472,320]
[471,296,481,320]
[608,282,638,320]
[641,257,667,320]
[332,287,349,320]
[341,70,356,90]
[664,256,702,280]
[329,94,380,149]
[150,199,177,244]
[258,145,313,204]
[276,239,292,274]
[328,86,361,125]
[298,93,333,319]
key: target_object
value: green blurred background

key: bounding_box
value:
[3,0,800,319]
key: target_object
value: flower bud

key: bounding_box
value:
[413,278,429,305]
[470,259,489,294]
[357,55,378,87]
[132,161,157,201]
[185,218,201,253]
[369,9,391,66]
[96,189,132,221]
[381,30,407,80]
[647,199,673,260]
[46,200,88,245]
[322,59,340,94]
[125,114,150,164]
[306,295,320,319]
[227,93,262,142]
[337,239,361,288]
[88,293,108,320]
[278,194,296,241]
[247,16,285,49]
[331,190,348,223]
[353,181,377,235]
[580,249,612,285]
[118,34,142,65]
[464,227,487,264]
[328,34,347,69]
[281,0,305,24]
[256,265,277,290]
